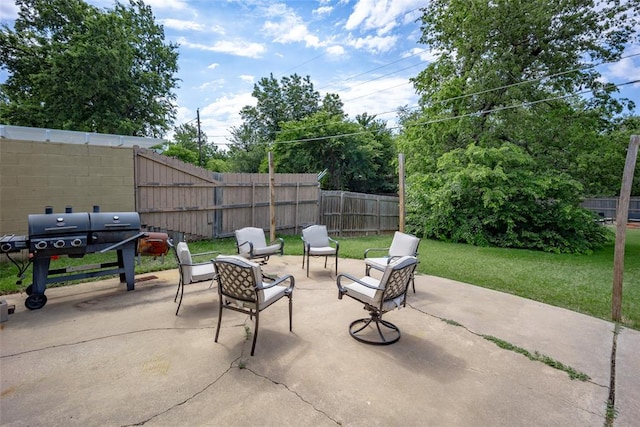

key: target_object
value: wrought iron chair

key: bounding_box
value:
[301,224,339,277]
[234,227,284,265]
[364,231,421,293]
[213,255,295,356]
[337,256,418,345]
[172,241,218,316]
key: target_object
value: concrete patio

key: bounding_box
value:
[1,256,638,426]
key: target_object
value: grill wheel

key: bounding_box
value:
[25,294,47,310]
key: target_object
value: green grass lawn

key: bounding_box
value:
[1,228,638,329]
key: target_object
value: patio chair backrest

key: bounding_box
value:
[214,255,264,304]
[388,231,420,257]
[176,242,194,284]
[378,256,418,304]
[235,227,268,255]
[302,225,330,247]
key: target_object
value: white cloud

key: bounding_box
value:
[313,6,333,16]
[200,92,257,148]
[197,79,225,90]
[161,18,207,32]
[326,45,346,56]
[338,76,418,127]
[345,0,424,35]
[403,47,439,63]
[606,56,640,87]
[0,1,19,20]
[262,4,323,48]
[347,34,398,54]
[142,0,190,10]
[207,63,220,70]
[239,75,255,83]
[177,37,266,58]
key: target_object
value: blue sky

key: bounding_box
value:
[1,0,639,148]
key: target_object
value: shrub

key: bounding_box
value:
[407,143,612,254]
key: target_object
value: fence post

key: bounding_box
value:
[612,135,640,322]
[398,153,405,232]
[269,152,276,242]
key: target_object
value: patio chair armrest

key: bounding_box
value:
[364,247,390,258]
[269,237,285,253]
[236,240,254,254]
[257,274,295,293]
[328,237,339,250]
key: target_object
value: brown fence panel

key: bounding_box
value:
[320,191,399,236]
[134,149,320,240]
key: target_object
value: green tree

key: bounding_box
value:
[227,73,329,172]
[399,0,638,251]
[408,143,611,253]
[274,111,396,193]
[0,0,178,137]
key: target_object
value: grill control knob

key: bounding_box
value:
[54,240,66,248]
[35,241,48,250]
[71,239,82,247]
[1,243,11,252]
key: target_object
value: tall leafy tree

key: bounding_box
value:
[0,0,178,137]
[273,111,397,193]
[399,0,638,252]
[227,73,327,172]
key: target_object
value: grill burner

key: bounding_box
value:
[2,207,168,310]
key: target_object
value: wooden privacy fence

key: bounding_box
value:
[134,148,320,240]
[321,191,399,236]
[134,148,401,240]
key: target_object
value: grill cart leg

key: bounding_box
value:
[25,257,51,310]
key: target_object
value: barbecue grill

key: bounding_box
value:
[1,207,169,310]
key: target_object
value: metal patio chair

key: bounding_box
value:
[364,231,420,293]
[234,227,284,265]
[172,241,218,315]
[301,224,339,277]
[213,255,295,356]
[337,256,418,345]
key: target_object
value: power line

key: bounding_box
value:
[270,78,640,146]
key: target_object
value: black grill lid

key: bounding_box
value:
[89,212,141,232]
[28,213,91,237]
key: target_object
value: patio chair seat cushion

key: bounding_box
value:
[307,246,336,256]
[343,276,406,311]
[251,243,283,256]
[365,257,391,272]
[191,263,216,282]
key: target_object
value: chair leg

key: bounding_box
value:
[175,281,185,316]
[288,294,293,332]
[335,253,338,276]
[214,301,223,343]
[174,277,182,302]
[251,312,259,356]
[306,253,310,277]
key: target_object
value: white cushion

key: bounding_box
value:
[235,227,268,255]
[344,276,382,305]
[191,263,215,282]
[176,242,194,283]
[364,257,390,272]
[302,225,330,247]
[388,231,420,257]
[308,246,336,256]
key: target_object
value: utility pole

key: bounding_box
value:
[196,108,203,167]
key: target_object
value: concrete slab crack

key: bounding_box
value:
[406,302,602,386]
[245,367,341,425]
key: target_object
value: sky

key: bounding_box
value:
[1,0,639,149]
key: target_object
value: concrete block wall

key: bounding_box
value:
[1,139,135,235]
